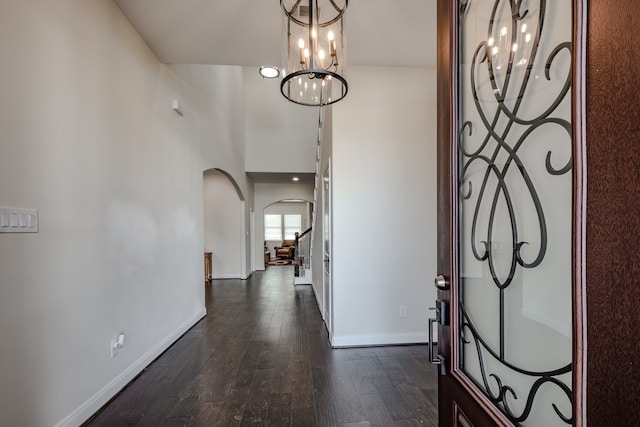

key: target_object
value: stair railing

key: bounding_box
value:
[294,227,312,277]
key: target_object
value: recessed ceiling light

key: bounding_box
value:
[292,176,299,182]
[259,66,279,79]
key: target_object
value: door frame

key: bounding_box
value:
[322,159,333,339]
[435,0,587,424]
[250,208,255,273]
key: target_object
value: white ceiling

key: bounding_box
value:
[247,172,316,185]
[113,1,437,184]
[113,0,437,68]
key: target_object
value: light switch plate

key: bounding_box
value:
[0,207,38,233]
[0,212,9,227]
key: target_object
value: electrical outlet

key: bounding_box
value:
[399,305,407,318]
[111,333,125,358]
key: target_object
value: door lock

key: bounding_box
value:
[429,299,447,326]
[434,274,449,290]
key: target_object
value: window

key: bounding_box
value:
[264,213,303,240]
[264,214,282,240]
[284,214,302,239]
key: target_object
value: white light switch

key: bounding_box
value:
[0,207,38,233]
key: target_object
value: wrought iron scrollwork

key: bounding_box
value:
[460,306,573,424]
[458,0,573,424]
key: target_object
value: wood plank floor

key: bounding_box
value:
[85,266,438,426]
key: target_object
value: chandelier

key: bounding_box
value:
[280,0,348,106]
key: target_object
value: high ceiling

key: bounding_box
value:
[113,0,437,68]
[113,1,437,184]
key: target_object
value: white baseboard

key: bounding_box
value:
[56,308,207,427]
[311,281,323,315]
[212,273,243,279]
[330,332,428,348]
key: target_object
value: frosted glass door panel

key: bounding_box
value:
[457,0,573,425]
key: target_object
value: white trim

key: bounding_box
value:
[213,273,245,279]
[330,332,428,348]
[240,202,246,276]
[55,309,207,427]
[321,160,333,338]
[311,281,323,315]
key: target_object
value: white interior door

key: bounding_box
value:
[322,161,332,337]
[250,209,255,272]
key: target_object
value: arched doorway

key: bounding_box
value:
[203,168,248,279]
[263,199,313,266]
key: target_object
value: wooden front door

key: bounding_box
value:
[434,0,581,425]
[434,0,640,426]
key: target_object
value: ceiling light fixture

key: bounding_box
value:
[292,176,300,182]
[280,0,348,106]
[259,66,280,79]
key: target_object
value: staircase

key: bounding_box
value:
[294,106,326,286]
[294,227,312,284]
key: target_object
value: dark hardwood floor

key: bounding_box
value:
[86,266,438,426]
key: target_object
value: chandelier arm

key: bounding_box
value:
[282,0,303,19]
[327,0,348,14]
[282,0,346,27]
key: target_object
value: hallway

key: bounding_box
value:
[86,267,438,426]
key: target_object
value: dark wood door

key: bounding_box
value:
[582,1,640,425]
[435,0,640,426]
[435,0,581,425]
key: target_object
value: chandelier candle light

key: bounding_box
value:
[280,0,348,106]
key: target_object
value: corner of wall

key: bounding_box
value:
[56,310,206,427]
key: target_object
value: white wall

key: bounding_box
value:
[330,65,438,346]
[312,107,333,326]
[0,1,248,426]
[254,183,314,270]
[204,171,245,278]
[243,69,318,173]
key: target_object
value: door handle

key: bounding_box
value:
[428,318,446,375]
[428,300,447,376]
